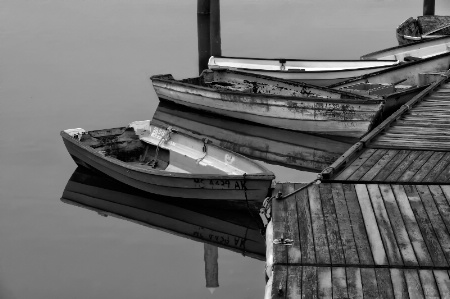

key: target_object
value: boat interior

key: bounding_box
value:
[67,121,264,176]
[177,69,364,99]
[337,82,412,96]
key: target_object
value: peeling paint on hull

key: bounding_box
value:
[151,71,383,138]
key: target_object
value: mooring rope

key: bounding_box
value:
[148,126,173,168]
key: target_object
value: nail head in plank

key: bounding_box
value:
[319,184,345,264]
[308,184,330,265]
[331,183,359,265]
[354,184,387,265]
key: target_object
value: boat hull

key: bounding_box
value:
[208,56,399,86]
[152,101,354,172]
[151,81,383,138]
[61,131,274,203]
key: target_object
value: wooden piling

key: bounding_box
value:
[210,0,221,57]
[197,0,211,73]
[423,0,435,16]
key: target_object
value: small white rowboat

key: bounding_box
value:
[61,121,275,202]
[208,56,400,86]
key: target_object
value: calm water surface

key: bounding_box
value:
[2,0,450,298]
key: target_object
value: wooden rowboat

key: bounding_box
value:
[152,101,354,172]
[151,68,385,138]
[208,56,400,86]
[361,35,450,61]
[61,120,275,203]
[396,16,450,45]
[61,167,266,260]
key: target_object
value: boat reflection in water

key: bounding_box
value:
[152,100,355,173]
[61,167,266,292]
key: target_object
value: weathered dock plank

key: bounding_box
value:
[331,183,359,265]
[309,184,331,265]
[296,187,316,265]
[319,184,344,265]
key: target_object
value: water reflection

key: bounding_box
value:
[61,167,266,292]
[152,100,356,173]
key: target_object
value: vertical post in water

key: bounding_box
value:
[423,0,435,15]
[204,243,219,294]
[210,0,222,57]
[197,0,211,74]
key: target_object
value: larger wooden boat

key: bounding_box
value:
[61,167,266,260]
[208,56,400,86]
[396,16,450,45]
[152,101,354,172]
[151,68,385,138]
[61,120,275,203]
[361,35,450,61]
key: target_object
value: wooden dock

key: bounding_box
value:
[265,72,450,298]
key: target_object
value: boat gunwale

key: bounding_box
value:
[211,55,399,63]
[60,130,275,180]
[328,51,450,88]
[361,35,450,60]
[150,71,384,104]
[208,57,400,75]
